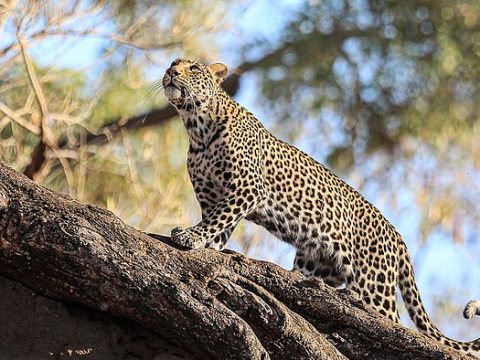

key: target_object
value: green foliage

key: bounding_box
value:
[257,0,480,157]
[253,0,480,243]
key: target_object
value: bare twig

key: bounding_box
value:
[17,33,52,179]
[0,100,40,135]
[0,0,18,37]
[43,29,182,51]
[17,35,50,123]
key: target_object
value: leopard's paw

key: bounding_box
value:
[170,227,205,249]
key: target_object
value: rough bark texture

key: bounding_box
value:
[0,162,474,360]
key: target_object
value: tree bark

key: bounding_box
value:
[0,163,473,360]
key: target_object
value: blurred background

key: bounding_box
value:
[1,0,479,340]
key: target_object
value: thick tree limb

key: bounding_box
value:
[0,162,473,360]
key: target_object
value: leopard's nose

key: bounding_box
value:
[167,67,180,77]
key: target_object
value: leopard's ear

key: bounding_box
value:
[208,63,228,84]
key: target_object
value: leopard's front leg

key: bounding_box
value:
[173,123,266,249]
[171,191,263,249]
[172,197,235,250]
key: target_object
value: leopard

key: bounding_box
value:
[162,57,480,356]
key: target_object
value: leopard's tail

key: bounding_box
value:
[398,241,480,357]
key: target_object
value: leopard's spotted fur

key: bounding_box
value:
[163,58,480,356]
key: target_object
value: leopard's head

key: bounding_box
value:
[163,58,228,108]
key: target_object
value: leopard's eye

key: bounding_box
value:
[190,65,201,72]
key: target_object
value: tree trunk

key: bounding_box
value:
[0,163,473,359]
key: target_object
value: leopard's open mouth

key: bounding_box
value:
[164,81,184,101]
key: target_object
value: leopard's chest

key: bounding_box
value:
[187,149,227,195]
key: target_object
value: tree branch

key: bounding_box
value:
[43,29,182,51]
[18,33,52,179]
[0,163,472,360]
[0,100,40,135]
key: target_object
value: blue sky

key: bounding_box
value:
[6,0,479,340]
